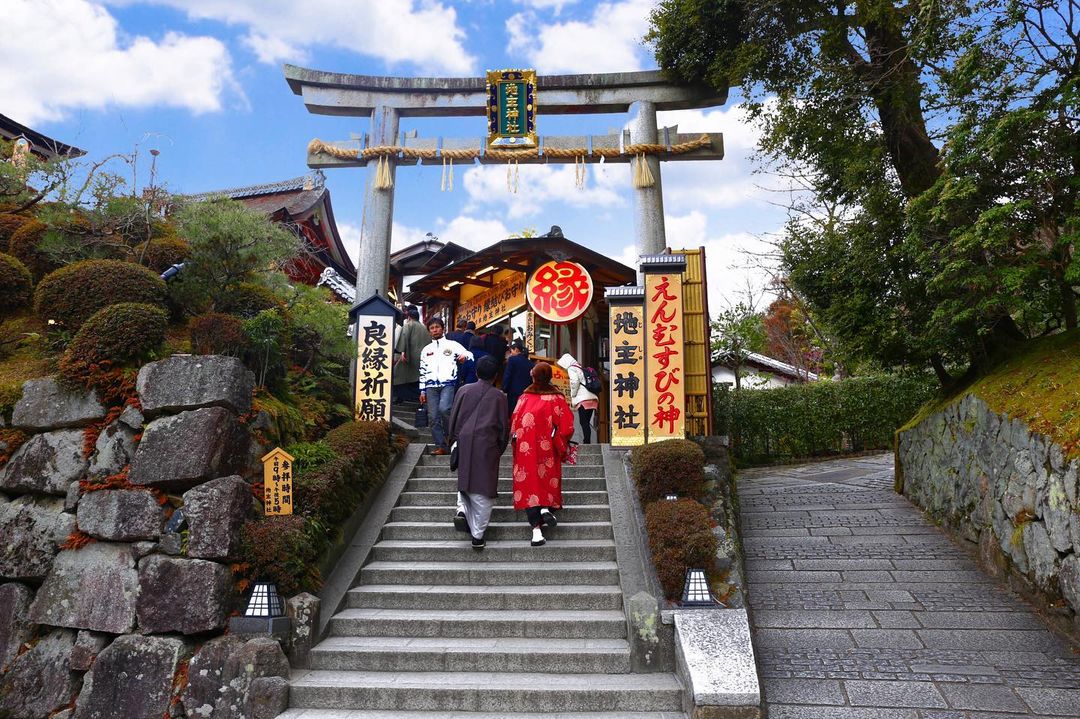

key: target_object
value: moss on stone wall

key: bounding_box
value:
[901,330,1080,457]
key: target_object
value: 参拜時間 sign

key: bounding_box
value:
[526,260,594,324]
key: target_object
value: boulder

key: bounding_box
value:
[70,630,109,672]
[0,629,79,719]
[73,634,189,719]
[77,489,162,541]
[0,495,76,581]
[137,355,254,418]
[248,676,289,719]
[0,582,35,670]
[181,636,289,719]
[64,481,81,513]
[1023,521,1059,590]
[87,420,137,478]
[136,555,232,634]
[30,542,139,634]
[0,429,88,496]
[183,475,251,560]
[128,408,249,491]
[11,377,105,431]
[118,404,144,430]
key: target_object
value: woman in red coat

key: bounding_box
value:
[510,362,575,547]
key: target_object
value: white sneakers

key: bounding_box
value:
[531,527,546,547]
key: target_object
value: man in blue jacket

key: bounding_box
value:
[502,340,534,414]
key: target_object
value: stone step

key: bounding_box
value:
[380,521,614,541]
[416,454,605,467]
[309,637,632,673]
[358,561,620,586]
[421,444,605,458]
[397,490,609,507]
[287,671,685,712]
[370,539,617,563]
[410,465,606,479]
[346,584,624,611]
[405,477,608,492]
[278,708,682,712]
[327,608,627,639]
[389,505,612,524]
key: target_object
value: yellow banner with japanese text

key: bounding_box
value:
[455,275,527,330]
[644,273,686,441]
[262,448,295,516]
[354,314,393,423]
[609,305,646,446]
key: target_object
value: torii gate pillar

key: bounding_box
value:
[629,100,667,259]
[357,105,399,302]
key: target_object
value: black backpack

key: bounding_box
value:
[582,366,602,394]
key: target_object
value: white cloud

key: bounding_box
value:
[433,216,513,252]
[506,0,654,73]
[1,0,237,124]
[514,0,579,11]
[461,163,624,219]
[337,221,432,263]
[114,0,476,74]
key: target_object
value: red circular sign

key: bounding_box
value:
[527,260,594,323]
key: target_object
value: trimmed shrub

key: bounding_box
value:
[190,312,248,356]
[34,259,167,330]
[719,375,935,465]
[217,282,284,319]
[285,440,339,478]
[240,515,319,598]
[631,439,706,504]
[240,420,397,596]
[0,252,32,313]
[63,302,167,368]
[7,219,54,280]
[645,499,718,601]
[325,420,391,461]
[0,213,29,244]
[136,236,190,273]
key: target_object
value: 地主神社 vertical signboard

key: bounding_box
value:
[527,260,594,324]
[642,255,687,442]
[350,293,402,423]
[487,69,537,149]
[606,286,646,446]
[262,447,295,516]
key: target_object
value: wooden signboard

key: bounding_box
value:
[262,447,295,516]
[486,69,537,149]
[455,274,527,330]
[644,260,687,442]
[354,314,394,422]
[609,302,646,446]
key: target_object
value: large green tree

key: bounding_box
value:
[648,0,1078,384]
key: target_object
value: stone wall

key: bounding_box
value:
[897,393,1080,634]
[0,356,291,719]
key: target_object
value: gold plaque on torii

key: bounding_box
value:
[486,69,538,149]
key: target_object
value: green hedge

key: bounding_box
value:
[718,375,934,465]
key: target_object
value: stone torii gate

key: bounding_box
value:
[284,65,728,301]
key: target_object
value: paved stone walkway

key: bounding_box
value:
[739,452,1080,719]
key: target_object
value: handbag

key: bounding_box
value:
[414,405,428,428]
[449,441,459,471]
[564,440,579,466]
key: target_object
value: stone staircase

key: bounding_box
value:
[391,401,431,444]
[280,443,687,718]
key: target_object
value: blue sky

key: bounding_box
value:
[3,0,788,315]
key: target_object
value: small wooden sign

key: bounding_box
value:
[609,303,646,447]
[486,69,537,149]
[261,447,295,516]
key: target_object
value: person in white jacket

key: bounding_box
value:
[557,353,599,444]
[420,318,473,454]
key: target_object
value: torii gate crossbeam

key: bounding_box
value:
[284,65,729,302]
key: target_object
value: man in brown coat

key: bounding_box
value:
[447,356,508,549]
